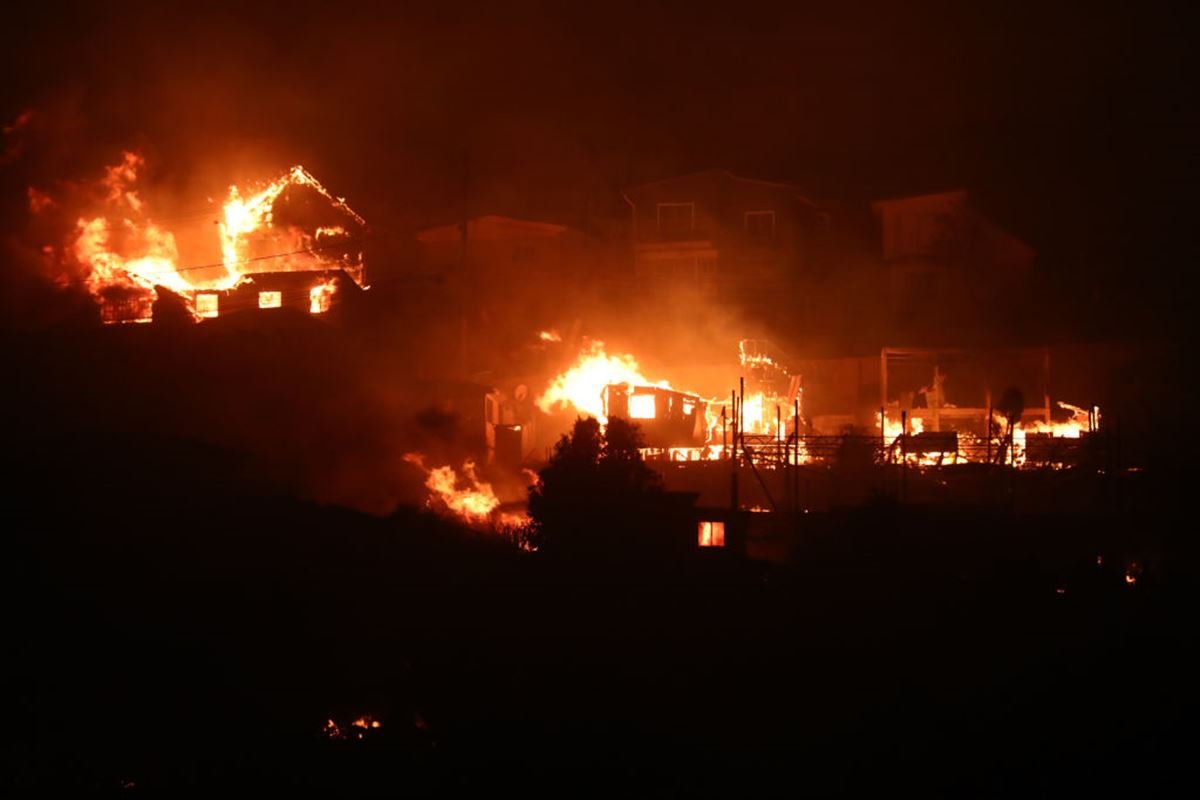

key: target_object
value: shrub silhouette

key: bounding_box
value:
[527,417,664,555]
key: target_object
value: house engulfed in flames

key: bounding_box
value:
[603,384,709,449]
[67,153,367,323]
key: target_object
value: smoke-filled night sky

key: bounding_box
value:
[3,2,1189,329]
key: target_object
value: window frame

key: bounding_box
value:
[195,292,219,318]
[657,202,696,236]
[744,209,776,240]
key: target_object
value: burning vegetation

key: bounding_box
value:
[403,453,529,529]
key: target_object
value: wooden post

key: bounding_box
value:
[880,348,888,415]
[722,404,728,458]
[1043,348,1052,424]
[932,364,941,433]
[730,390,739,510]
[739,377,745,461]
[880,405,887,465]
[794,398,801,512]
[776,404,782,467]
[986,404,992,464]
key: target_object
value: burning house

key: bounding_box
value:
[603,384,709,449]
[64,154,368,323]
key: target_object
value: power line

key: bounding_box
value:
[56,235,373,289]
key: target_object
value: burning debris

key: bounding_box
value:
[321,715,382,741]
[879,389,1100,468]
[39,152,367,322]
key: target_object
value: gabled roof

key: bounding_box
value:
[416,214,571,243]
[871,189,968,215]
[625,169,816,205]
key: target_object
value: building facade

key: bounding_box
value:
[623,170,829,307]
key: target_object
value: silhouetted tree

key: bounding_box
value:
[527,416,663,555]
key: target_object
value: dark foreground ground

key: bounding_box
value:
[8,432,1196,796]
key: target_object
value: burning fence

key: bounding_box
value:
[39,152,367,322]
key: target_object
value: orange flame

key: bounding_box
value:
[536,340,667,423]
[403,453,528,527]
[67,153,365,322]
[309,276,337,314]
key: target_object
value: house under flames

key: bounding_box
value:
[75,159,368,324]
[603,383,709,449]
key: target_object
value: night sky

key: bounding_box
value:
[3,1,1190,331]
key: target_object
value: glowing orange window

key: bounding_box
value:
[698,521,725,547]
[629,393,657,419]
[195,293,218,318]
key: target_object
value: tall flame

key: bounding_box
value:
[536,340,667,423]
[309,277,338,314]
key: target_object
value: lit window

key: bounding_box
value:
[657,202,695,237]
[309,279,336,314]
[258,291,282,309]
[745,210,775,240]
[698,521,725,547]
[629,393,657,419]
[195,293,219,318]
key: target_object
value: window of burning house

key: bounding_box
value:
[195,293,219,318]
[744,210,775,240]
[258,291,282,309]
[629,392,657,419]
[698,521,725,548]
[657,202,695,237]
